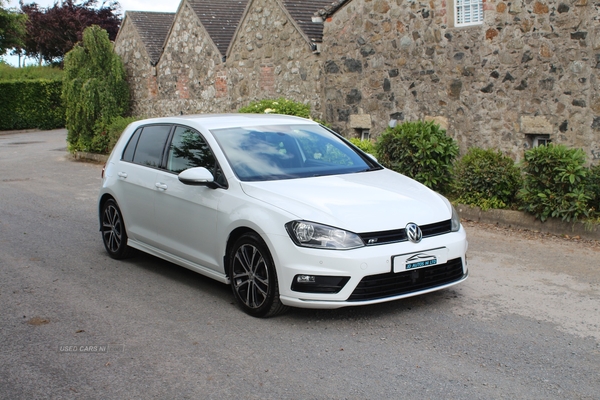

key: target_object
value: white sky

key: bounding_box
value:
[6,0,179,13]
[3,1,179,65]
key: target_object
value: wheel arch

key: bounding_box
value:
[98,193,116,230]
[224,227,261,279]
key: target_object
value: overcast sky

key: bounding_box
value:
[3,1,179,65]
[6,0,179,13]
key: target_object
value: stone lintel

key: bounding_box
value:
[424,115,449,130]
[520,115,553,134]
[349,114,372,129]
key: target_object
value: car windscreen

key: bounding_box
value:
[211,124,380,181]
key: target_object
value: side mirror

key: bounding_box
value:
[178,167,215,186]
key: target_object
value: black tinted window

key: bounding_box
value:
[132,125,171,168]
[122,128,141,162]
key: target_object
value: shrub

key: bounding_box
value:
[62,25,129,153]
[518,144,590,222]
[375,120,458,193]
[239,98,311,118]
[586,164,600,217]
[106,116,141,152]
[453,148,522,210]
[0,64,64,81]
[0,79,64,130]
[349,138,375,155]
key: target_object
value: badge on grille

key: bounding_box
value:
[406,223,422,243]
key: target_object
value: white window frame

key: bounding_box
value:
[361,130,370,141]
[455,0,484,27]
[532,136,551,147]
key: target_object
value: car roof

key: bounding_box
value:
[132,113,319,131]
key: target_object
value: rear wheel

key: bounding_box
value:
[101,199,131,259]
[228,232,288,317]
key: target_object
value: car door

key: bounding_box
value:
[114,124,172,247]
[153,125,226,272]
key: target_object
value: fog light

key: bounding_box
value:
[291,275,350,294]
[297,275,316,283]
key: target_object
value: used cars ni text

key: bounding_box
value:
[98,114,468,317]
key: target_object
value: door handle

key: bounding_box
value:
[117,172,128,178]
[155,183,168,191]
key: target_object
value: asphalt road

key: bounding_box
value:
[1,129,599,399]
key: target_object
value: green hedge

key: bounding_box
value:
[453,148,522,210]
[375,120,458,193]
[0,79,65,130]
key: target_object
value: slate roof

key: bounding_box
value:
[188,0,250,57]
[312,0,351,19]
[126,11,175,65]
[281,0,338,43]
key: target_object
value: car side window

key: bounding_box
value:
[131,125,172,168]
[167,126,216,173]
[167,126,227,187]
[122,128,142,162]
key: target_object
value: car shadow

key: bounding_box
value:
[119,251,232,300]
[110,249,462,320]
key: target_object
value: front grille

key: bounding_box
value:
[359,219,452,246]
[348,258,464,301]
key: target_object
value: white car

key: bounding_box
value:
[98,114,468,317]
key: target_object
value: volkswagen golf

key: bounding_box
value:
[98,114,468,317]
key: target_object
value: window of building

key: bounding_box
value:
[455,0,484,27]
[525,134,552,149]
[360,130,370,141]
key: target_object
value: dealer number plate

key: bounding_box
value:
[392,247,448,273]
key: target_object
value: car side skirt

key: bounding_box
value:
[127,239,230,284]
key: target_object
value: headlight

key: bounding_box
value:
[451,205,461,232]
[285,221,365,250]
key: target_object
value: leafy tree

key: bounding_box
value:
[20,0,121,65]
[0,0,27,55]
[62,25,129,153]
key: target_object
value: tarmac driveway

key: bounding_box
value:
[1,129,599,399]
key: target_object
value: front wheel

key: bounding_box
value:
[101,199,131,259]
[228,232,288,317]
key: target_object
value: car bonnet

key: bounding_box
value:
[239,168,452,233]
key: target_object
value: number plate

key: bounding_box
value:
[392,247,448,273]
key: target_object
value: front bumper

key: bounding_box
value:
[265,226,468,309]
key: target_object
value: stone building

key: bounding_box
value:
[114,0,600,162]
[114,11,175,116]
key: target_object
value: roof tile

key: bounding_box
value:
[126,11,175,65]
[188,0,250,57]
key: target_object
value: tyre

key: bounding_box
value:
[101,199,131,259]
[228,232,288,317]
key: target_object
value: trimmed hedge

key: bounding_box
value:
[519,144,592,222]
[453,148,522,210]
[0,79,65,130]
[375,120,458,193]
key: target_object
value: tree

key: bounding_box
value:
[62,25,129,153]
[0,0,27,56]
[20,0,121,65]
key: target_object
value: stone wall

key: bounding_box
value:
[321,0,600,161]
[154,2,226,116]
[115,0,600,162]
[226,0,323,114]
[113,18,157,117]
